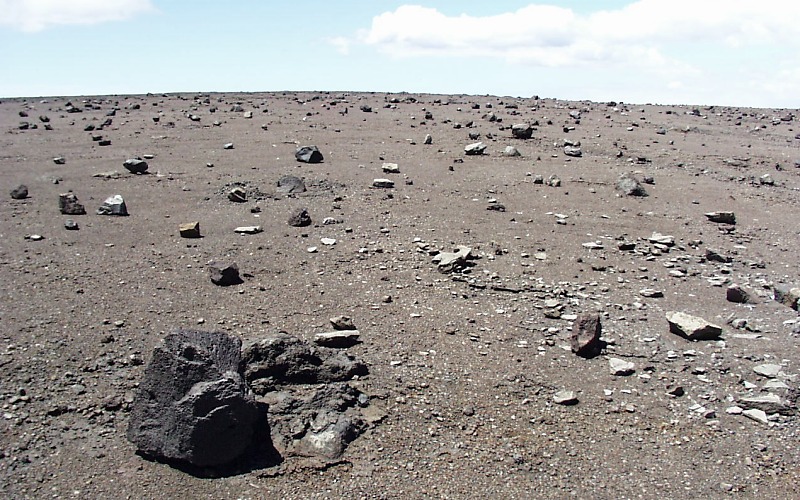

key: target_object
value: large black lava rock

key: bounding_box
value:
[126,330,260,468]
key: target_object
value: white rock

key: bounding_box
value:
[753,363,782,378]
[609,358,635,376]
[234,226,262,234]
[742,408,769,425]
[321,238,337,246]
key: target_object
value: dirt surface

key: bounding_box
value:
[1,92,799,499]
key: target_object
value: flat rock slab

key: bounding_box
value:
[667,311,722,340]
[276,176,306,194]
[553,390,578,405]
[464,142,487,155]
[373,179,395,188]
[609,358,635,376]
[705,211,736,224]
[314,330,361,348]
[234,226,263,234]
[752,364,783,378]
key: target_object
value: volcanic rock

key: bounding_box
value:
[228,187,247,203]
[432,246,472,273]
[126,329,260,468]
[241,332,367,395]
[464,142,487,155]
[179,222,201,238]
[726,285,751,303]
[287,208,312,227]
[10,184,28,199]
[276,175,306,194]
[97,195,128,216]
[123,158,148,174]
[208,261,242,286]
[571,313,603,358]
[511,124,533,139]
[615,174,648,196]
[295,145,323,163]
[666,311,722,340]
[58,193,86,215]
[705,211,736,224]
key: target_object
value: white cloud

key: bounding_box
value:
[338,1,800,105]
[0,0,155,32]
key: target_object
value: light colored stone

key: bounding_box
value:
[666,311,722,340]
[609,358,635,376]
[553,390,578,405]
[753,364,782,378]
[234,226,263,234]
[742,408,769,425]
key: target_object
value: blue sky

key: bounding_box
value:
[1,0,798,107]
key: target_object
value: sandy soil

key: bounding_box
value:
[1,91,799,499]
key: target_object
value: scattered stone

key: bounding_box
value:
[640,288,664,298]
[547,175,562,187]
[615,174,648,196]
[753,364,783,379]
[208,261,242,286]
[179,222,201,238]
[314,330,361,348]
[123,158,148,174]
[609,358,635,376]
[288,208,312,227]
[321,238,337,246]
[241,332,367,394]
[563,146,582,157]
[295,145,323,163]
[234,226,263,234]
[27,234,44,241]
[742,408,770,425]
[59,193,86,215]
[382,163,400,173]
[553,390,578,405]
[571,313,603,358]
[10,184,28,199]
[503,146,521,157]
[223,143,234,150]
[648,232,675,246]
[126,329,260,468]
[360,105,372,112]
[773,285,800,310]
[373,179,395,188]
[511,124,533,139]
[276,175,306,194]
[738,394,794,416]
[423,134,432,145]
[706,248,732,263]
[705,211,736,224]
[330,315,356,331]
[464,142,487,155]
[64,219,79,230]
[53,157,65,165]
[759,174,774,186]
[433,246,472,273]
[97,195,128,216]
[726,285,751,303]
[666,311,722,340]
[228,187,247,203]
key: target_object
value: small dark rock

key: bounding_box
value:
[295,146,323,163]
[208,261,242,286]
[59,193,86,215]
[571,313,603,358]
[10,184,28,200]
[288,208,312,227]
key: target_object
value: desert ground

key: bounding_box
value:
[1,91,799,499]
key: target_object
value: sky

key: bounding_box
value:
[1,0,798,108]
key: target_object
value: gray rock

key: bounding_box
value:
[372,179,395,188]
[648,232,675,246]
[53,157,65,165]
[571,313,602,358]
[234,226,263,234]
[208,261,242,286]
[228,187,247,203]
[423,134,432,145]
[640,288,664,298]
[773,285,800,310]
[64,219,79,230]
[759,174,774,185]
[241,332,367,395]
[59,193,86,215]
[126,329,260,468]
[503,146,521,157]
[179,222,201,238]
[706,248,733,263]
[726,285,751,303]
[615,174,648,196]
[705,211,736,224]
[609,358,635,376]
[96,195,128,216]
[433,246,472,273]
[547,175,562,187]
[553,390,578,405]
[288,208,312,227]
[382,163,400,173]
[511,124,533,139]
[10,184,28,200]
[742,408,769,425]
[295,145,323,163]
[753,364,783,378]
[330,315,356,330]
[314,330,361,348]
[123,159,148,174]
[738,394,794,416]
[223,143,234,150]
[563,146,582,157]
[276,175,306,194]
[666,311,722,340]
[464,142,487,155]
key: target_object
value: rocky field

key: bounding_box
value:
[1,91,799,499]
